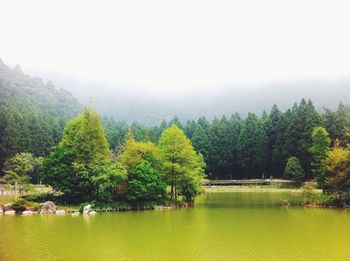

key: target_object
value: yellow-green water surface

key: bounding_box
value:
[1,192,350,260]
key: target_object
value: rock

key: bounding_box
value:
[89,211,97,215]
[55,210,66,215]
[3,203,13,211]
[4,210,15,215]
[40,201,56,214]
[72,211,80,216]
[22,211,33,216]
[83,204,92,214]
[0,208,3,214]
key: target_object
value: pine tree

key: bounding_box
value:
[238,113,269,178]
[284,99,321,177]
[284,157,305,181]
[324,103,350,146]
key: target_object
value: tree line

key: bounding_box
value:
[103,99,350,180]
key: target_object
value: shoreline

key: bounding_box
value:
[202,185,322,194]
[2,185,346,214]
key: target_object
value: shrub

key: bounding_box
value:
[12,198,28,212]
[301,182,314,203]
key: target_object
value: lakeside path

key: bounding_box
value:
[203,179,322,193]
[203,186,321,193]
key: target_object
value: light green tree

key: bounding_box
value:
[2,152,40,193]
[324,140,350,204]
[42,107,125,201]
[119,133,161,171]
[309,127,331,188]
[158,124,205,202]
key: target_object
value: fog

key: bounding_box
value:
[1,0,350,124]
[23,73,350,125]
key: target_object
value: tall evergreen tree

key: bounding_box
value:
[323,103,350,146]
[309,127,331,187]
[238,113,269,178]
[284,99,321,177]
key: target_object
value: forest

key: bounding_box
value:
[102,100,350,180]
[0,60,81,172]
[1,61,350,183]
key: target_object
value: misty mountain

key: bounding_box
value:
[0,59,81,169]
[35,71,350,125]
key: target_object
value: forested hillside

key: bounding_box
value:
[103,99,350,180]
[0,59,81,173]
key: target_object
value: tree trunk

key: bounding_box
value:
[170,184,174,201]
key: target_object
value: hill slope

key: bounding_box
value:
[0,59,81,172]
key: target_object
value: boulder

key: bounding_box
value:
[3,203,13,211]
[0,208,3,214]
[89,211,97,215]
[40,201,56,214]
[22,210,33,216]
[55,210,66,215]
[83,204,92,214]
[4,210,15,215]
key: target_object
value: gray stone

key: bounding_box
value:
[0,208,3,214]
[4,210,15,215]
[40,201,56,214]
[22,210,33,215]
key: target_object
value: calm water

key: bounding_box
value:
[1,192,350,260]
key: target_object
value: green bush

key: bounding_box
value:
[12,198,28,212]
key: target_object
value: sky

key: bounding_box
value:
[1,0,350,88]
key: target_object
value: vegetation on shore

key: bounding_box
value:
[4,107,205,210]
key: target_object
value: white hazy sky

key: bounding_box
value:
[1,0,350,87]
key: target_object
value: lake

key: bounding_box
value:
[1,192,350,260]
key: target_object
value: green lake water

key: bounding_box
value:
[1,192,350,260]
